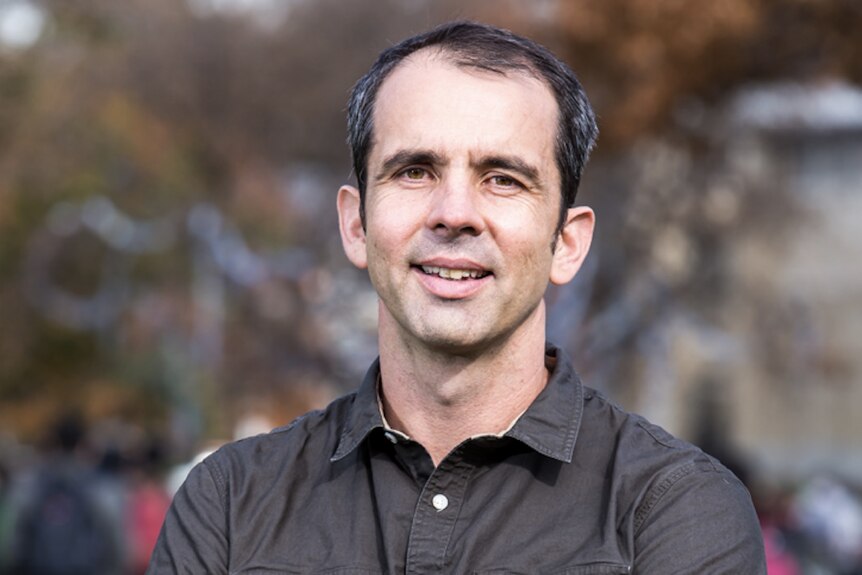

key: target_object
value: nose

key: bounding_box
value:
[424,176,486,238]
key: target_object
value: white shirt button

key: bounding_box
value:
[431,494,449,511]
[384,431,398,444]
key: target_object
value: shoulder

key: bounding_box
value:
[580,386,722,471]
[578,387,756,529]
[578,388,765,572]
[199,391,357,492]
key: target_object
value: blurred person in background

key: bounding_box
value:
[124,437,171,575]
[148,21,765,574]
[0,455,10,566]
[1,410,124,575]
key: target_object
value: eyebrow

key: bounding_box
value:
[377,149,448,181]
[471,155,543,188]
[375,149,544,188]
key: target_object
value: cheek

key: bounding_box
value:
[364,230,408,288]
[365,215,412,257]
[486,192,557,233]
[364,212,426,273]
[366,190,424,234]
[506,234,555,282]
[364,245,391,296]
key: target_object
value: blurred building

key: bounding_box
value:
[648,81,862,483]
[728,81,862,482]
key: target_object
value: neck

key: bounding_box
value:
[378,303,549,465]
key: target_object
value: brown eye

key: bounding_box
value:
[490,175,519,188]
[403,167,427,180]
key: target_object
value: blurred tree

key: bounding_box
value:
[534,0,862,414]
[1,0,860,448]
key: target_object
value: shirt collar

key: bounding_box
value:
[330,357,386,461]
[504,344,584,463]
[331,344,584,464]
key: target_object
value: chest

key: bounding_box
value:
[224,442,633,575]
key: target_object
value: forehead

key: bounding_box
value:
[369,51,559,174]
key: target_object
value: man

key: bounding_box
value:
[148,22,766,574]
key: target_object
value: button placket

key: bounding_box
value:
[405,451,474,574]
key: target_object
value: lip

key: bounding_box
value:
[411,257,493,300]
[414,257,490,273]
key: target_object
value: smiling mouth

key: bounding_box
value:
[418,265,491,281]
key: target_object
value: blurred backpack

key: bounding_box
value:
[15,469,118,575]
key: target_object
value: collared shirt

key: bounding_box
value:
[148,346,766,574]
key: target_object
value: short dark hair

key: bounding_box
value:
[346,21,598,231]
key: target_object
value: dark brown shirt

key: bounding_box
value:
[148,346,766,574]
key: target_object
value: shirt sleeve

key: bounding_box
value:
[146,459,229,574]
[632,462,766,574]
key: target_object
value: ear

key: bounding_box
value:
[550,206,595,286]
[337,185,368,270]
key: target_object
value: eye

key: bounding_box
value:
[400,167,430,181]
[488,174,523,190]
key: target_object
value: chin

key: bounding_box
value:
[411,323,509,358]
[408,323,478,352]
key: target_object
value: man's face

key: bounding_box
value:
[339,51,591,355]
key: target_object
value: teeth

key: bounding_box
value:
[420,265,487,280]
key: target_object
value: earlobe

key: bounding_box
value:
[550,206,595,286]
[337,185,368,270]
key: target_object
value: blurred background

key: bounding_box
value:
[0,0,860,573]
